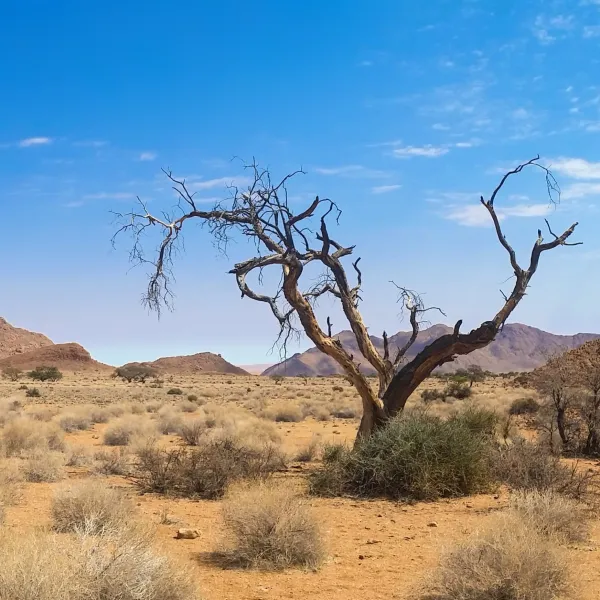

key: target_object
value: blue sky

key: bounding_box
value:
[2,0,600,366]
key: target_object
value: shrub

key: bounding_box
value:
[22,451,66,482]
[156,408,184,435]
[103,417,154,446]
[28,366,63,382]
[187,394,199,403]
[94,448,130,476]
[295,437,320,462]
[177,400,198,413]
[52,480,135,534]
[418,514,571,600]
[65,445,93,467]
[492,440,597,501]
[509,397,540,415]
[18,383,28,390]
[221,482,324,570]
[59,412,92,432]
[0,459,24,506]
[113,364,156,383]
[421,388,446,403]
[1,418,64,456]
[265,403,303,423]
[25,387,41,398]
[508,490,589,543]
[167,388,183,396]
[310,410,495,500]
[330,404,360,419]
[443,381,472,399]
[2,367,22,381]
[133,439,285,499]
[178,419,208,446]
[0,526,200,600]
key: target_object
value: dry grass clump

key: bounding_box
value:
[492,440,598,501]
[221,481,324,570]
[29,406,59,422]
[94,447,131,476]
[262,402,304,423]
[295,436,321,462]
[103,416,156,446]
[52,480,135,534]
[0,458,24,505]
[155,407,184,434]
[0,525,200,600]
[59,411,92,433]
[178,418,208,446]
[418,514,572,600]
[0,418,65,456]
[22,450,66,482]
[177,399,198,413]
[508,490,589,543]
[65,444,93,467]
[133,439,285,499]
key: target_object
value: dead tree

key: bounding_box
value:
[113,156,580,440]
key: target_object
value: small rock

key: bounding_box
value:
[366,539,382,545]
[176,528,200,540]
[358,554,365,560]
[427,522,438,528]
[465,503,473,508]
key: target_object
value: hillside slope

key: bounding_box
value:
[0,343,112,372]
[262,323,600,376]
[0,317,54,360]
[121,352,249,376]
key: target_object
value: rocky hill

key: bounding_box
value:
[262,323,600,376]
[121,352,249,376]
[0,343,112,373]
[0,317,54,359]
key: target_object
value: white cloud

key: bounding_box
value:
[188,176,252,190]
[358,60,373,67]
[432,123,450,131]
[583,25,600,37]
[562,182,600,199]
[371,184,401,194]
[83,192,136,200]
[139,151,157,161]
[454,138,482,148]
[532,14,575,44]
[512,107,531,120]
[19,137,52,147]
[550,157,600,179]
[393,145,449,158]
[444,202,553,227]
[314,165,388,178]
[73,140,108,148]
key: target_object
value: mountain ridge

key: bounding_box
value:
[262,323,600,376]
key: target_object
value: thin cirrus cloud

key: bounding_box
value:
[139,151,157,161]
[313,165,388,178]
[188,176,252,190]
[372,184,402,194]
[444,202,553,227]
[18,137,53,147]
[393,144,449,158]
[83,192,136,200]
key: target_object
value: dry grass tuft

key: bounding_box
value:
[22,450,66,482]
[221,481,324,570]
[52,480,135,534]
[508,489,589,543]
[0,418,65,456]
[419,513,572,600]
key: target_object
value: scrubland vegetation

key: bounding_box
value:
[0,365,599,599]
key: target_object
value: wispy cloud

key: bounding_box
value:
[532,14,575,44]
[139,151,157,161]
[358,60,373,67]
[393,145,449,158]
[432,123,450,131]
[188,176,252,190]
[19,137,53,147]
[444,202,553,227]
[562,182,600,199]
[371,184,401,194]
[83,192,136,200]
[314,165,388,178]
[73,140,108,148]
[583,25,600,37]
[64,201,85,208]
[549,157,600,179]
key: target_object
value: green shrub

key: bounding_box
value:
[509,397,540,415]
[28,366,63,382]
[443,381,472,399]
[167,388,183,396]
[310,409,495,500]
[113,364,156,383]
[25,387,41,398]
[133,439,285,499]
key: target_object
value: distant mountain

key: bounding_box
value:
[0,343,112,373]
[262,323,600,376]
[0,317,53,360]
[121,352,249,376]
[238,363,274,375]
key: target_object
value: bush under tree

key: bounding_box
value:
[28,366,63,382]
[113,364,157,383]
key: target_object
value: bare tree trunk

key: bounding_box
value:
[556,406,568,446]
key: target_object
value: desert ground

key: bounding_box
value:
[1,372,599,599]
